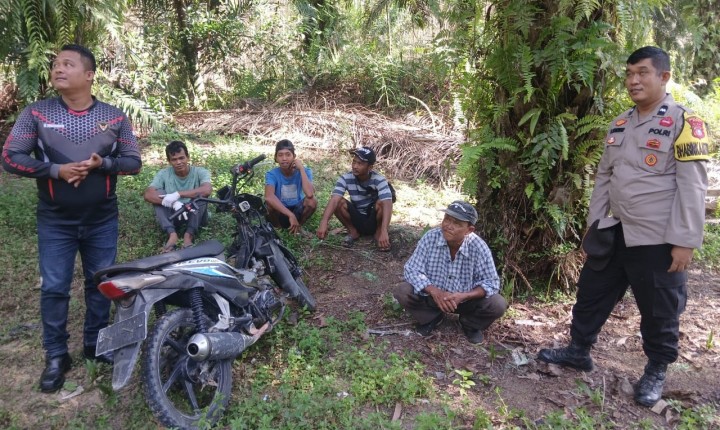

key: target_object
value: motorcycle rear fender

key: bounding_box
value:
[109,285,191,390]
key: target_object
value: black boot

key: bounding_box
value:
[537,340,593,371]
[40,353,72,393]
[635,361,667,407]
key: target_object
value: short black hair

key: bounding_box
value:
[60,44,97,72]
[627,46,670,73]
[166,140,189,159]
[275,139,295,156]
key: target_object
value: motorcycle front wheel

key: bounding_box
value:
[270,242,317,312]
[142,308,232,429]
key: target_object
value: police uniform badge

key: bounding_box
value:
[645,154,658,166]
[674,114,711,161]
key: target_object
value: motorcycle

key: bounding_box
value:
[93,155,316,429]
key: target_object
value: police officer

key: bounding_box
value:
[537,46,710,407]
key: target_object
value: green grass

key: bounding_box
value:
[696,223,720,268]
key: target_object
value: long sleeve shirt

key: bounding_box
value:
[404,227,500,297]
[588,94,709,248]
[2,97,142,225]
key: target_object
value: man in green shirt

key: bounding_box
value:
[144,141,212,252]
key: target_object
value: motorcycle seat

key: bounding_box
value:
[94,240,226,281]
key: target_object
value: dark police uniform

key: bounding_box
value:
[571,93,710,364]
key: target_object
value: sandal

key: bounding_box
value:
[342,235,356,248]
[160,243,176,254]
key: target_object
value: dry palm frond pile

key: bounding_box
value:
[174,98,463,182]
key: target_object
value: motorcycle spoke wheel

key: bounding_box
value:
[142,308,232,429]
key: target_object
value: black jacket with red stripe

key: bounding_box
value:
[2,97,142,225]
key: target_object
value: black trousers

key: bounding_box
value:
[571,225,687,364]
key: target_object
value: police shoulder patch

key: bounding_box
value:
[674,113,711,161]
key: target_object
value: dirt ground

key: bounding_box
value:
[302,226,720,428]
[1,226,719,429]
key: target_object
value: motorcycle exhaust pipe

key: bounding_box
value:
[187,322,270,361]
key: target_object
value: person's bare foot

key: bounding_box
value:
[161,233,179,253]
[182,233,193,249]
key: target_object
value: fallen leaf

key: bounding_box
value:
[515,319,545,326]
[616,336,628,346]
[287,311,298,325]
[537,362,564,377]
[517,373,541,381]
[61,385,84,401]
[511,348,529,366]
[315,315,328,327]
[665,406,674,424]
[619,377,634,396]
[651,399,668,414]
[330,228,344,235]
[391,402,402,421]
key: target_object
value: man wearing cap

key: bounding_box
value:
[393,201,507,343]
[265,139,316,234]
[537,47,710,407]
[316,146,393,250]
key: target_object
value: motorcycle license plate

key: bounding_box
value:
[96,312,147,356]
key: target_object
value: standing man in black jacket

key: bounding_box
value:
[2,44,142,392]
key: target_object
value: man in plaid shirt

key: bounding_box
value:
[393,201,507,343]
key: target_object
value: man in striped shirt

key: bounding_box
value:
[316,146,393,250]
[393,201,507,344]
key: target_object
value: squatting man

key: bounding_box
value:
[393,201,507,344]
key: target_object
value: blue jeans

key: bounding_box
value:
[37,219,118,358]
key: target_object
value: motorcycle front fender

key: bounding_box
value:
[109,288,178,390]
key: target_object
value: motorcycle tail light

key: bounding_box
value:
[98,274,166,300]
[98,281,134,300]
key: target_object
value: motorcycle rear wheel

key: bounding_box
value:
[142,308,232,429]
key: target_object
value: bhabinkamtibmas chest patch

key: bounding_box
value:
[674,113,711,161]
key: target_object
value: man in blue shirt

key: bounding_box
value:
[144,141,212,251]
[265,139,316,234]
[394,201,507,343]
[316,146,393,250]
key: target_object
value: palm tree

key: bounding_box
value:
[0,0,125,103]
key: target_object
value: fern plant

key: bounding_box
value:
[446,0,662,292]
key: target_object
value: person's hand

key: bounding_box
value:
[172,201,190,221]
[161,192,181,208]
[427,287,458,313]
[293,159,304,170]
[288,213,300,234]
[316,221,328,240]
[59,162,90,188]
[668,246,693,272]
[81,153,103,170]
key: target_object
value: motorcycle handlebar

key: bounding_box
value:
[168,202,192,221]
[232,154,267,175]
